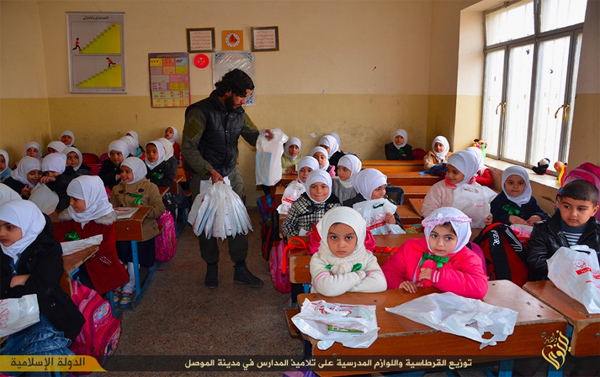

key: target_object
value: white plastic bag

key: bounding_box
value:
[386,292,518,349]
[0,294,40,337]
[255,128,288,186]
[60,234,103,256]
[547,245,600,314]
[353,198,406,235]
[276,180,305,215]
[29,184,59,215]
[291,299,379,350]
[452,184,497,228]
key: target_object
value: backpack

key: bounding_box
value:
[70,281,121,370]
[155,210,177,262]
[257,194,279,260]
[559,162,600,221]
[473,223,528,286]
[412,148,427,160]
[269,239,298,294]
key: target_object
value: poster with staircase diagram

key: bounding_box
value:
[67,13,126,93]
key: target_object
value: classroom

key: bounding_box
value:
[0,0,599,375]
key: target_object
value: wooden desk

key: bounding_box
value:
[60,246,99,296]
[407,198,424,218]
[523,281,600,357]
[385,171,442,186]
[362,160,423,167]
[403,185,431,199]
[396,204,421,224]
[372,165,423,173]
[298,280,567,377]
[158,186,169,197]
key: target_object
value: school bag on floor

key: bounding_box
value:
[155,210,177,262]
[473,223,528,286]
[258,194,279,260]
[70,281,121,370]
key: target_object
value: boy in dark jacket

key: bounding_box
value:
[527,180,599,281]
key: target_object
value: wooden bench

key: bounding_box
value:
[407,197,425,218]
[362,160,423,167]
[402,185,431,199]
[386,171,442,186]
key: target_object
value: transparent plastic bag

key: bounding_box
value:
[29,183,59,215]
[277,180,305,215]
[0,294,40,337]
[452,184,497,228]
[256,128,288,186]
[353,198,405,235]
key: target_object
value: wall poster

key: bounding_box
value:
[148,52,191,108]
[213,52,255,106]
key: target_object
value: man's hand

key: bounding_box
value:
[209,169,224,184]
[265,129,274,141]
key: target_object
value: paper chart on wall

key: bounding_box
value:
[213,51,255,106]
[148,52,191,108]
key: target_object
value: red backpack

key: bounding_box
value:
[70,281,121,370]
[155,210,177,262]
[473,223,528,286]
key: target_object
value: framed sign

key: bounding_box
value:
[186,28,215,53]
[251,26,279,52]
[222,30,244,51]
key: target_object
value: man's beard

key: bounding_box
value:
[225,96,235,111]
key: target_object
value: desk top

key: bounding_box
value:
[62,246,99,275]
[115,206,151,241]
[407,198,424,217]
[523,281,600,323]
[362,160,423,166]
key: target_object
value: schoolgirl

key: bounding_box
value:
[423,135,451,170]
[385,129,414,160]
[332,154,362,204]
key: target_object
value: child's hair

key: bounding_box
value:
[560,179,599,205]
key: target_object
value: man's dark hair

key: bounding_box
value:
[560,179,599,206]
[214,69,254,97]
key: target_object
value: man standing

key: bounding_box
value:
[182,69,270,289]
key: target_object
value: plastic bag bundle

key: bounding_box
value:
[353,198,406,235]
[386,292,517,349]
[291,299,379,350]
[548,245,600,314]
[256,128,288,186]
[187,182,253,240]
[0,294,40,337]
[452,184,497,228]
[276,179,305,215]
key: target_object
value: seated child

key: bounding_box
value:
[54,175,129,295]
[382,207,488,299]
[282,169,340,237]
[467,146,493,188]
[282,137,303,174]
[310,206,387,296]
[0,183,21,205]
[46,140,66,154]
[296,156,319,185]
[385,129,414,160]
[319,135,345,169]
[3,157,42,199]
[527,180,599,281]
[23,141,42,160]
[145,140,175,188]
[422,150,494,228]
[158,137,178,175]
[491,166,548,226]
[332,154,362,204]
[99,139,130,189]
[0,200,85,357]
[40,153,74,210]
[63,146,91,176]
[311,146,336,178]
[0,149,11,182]
[125,130,145,160]
[164,126,181,162]
[110,157,165,307]
[278,156,319,215]
[60,130,75,148]
[424,135,451,170]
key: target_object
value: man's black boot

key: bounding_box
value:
[233,261,264,287]
[205,263,218,289]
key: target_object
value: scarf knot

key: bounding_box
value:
[419,253,449,269]
[502,204,521,216]
[65,231,80,241]
[326,263,362,272]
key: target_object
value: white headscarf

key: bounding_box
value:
[23,142,42,160]
[121,157,147,184]
[501,166,532,206]
[166,127,179,143]
[157,138,174,160]
[466,147,485,173]
[126,131,139,145]
[304,170,332,204]
[447,150,479,186]
[432,136,450,162]
[352,168,387,200]
[42,153,66,174]
[393,129,408,149]
[319,136,339,158]
[330,132,341,151]
[422,207,472,255]
[0,150,9,175]
[315,206,368,273]
[67,176,114,224]
[60,130,75,147]
[337,154,362,188]
[64,147,83,171]
[297,156,319,172]
[0,184,21,205]
[47,141,66,154]
[310,147,329,170]
[0,199,46,264]
[283,138,302,161]
[145,141,166,170]
[11,157,41,185]
[120,136,138,156]
[108,140,130,159]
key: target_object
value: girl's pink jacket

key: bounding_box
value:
[381,238,488,299]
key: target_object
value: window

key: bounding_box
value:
[481,0,587,169]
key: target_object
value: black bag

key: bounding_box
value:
[385,184,404,205]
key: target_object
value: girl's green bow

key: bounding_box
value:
[150,172,163,180]
[502,204,521,216]
[325,263,362,272]
[129,193,144,205]
[419,253,449,269]
[65,231,80,241]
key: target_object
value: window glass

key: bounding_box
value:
[485,0,534,46]
[540,0,587,32]
[481,50,505,157]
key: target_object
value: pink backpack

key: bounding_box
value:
[70,281,121,370]
[559,162,600,221]
[270,240,293,294]
[155,211,177,262]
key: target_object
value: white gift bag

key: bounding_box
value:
[386,292,518,349]
[255,128,288,186]
[452,184,497,228]
[547,245,600,314]
[0,294,40,337]
[276,180,305,215]
[353,198,405,235]
[291,299,379,350]
[29,184,59,215]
